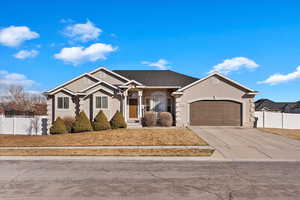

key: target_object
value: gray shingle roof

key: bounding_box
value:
[113,70,198,87]
[255,99,300,113]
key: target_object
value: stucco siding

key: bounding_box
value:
[54,92,76,119]
[91,70,126,85]
[91,91,121,120]
[64,76,97,92]
[142,89,174,114]
[83,84,115,94]
[177,75,254,127]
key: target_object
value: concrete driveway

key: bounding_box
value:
[191,127,300,160]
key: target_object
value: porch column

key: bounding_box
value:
[123,91,128,122]
[138,90,143,120]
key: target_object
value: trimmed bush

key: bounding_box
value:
[50,117,68,134]
[93,110,111,131]
[62,116,75,133]
[110,111,127,129]
[143,111,157,127]
[73,111,93,133]
[158,112,173,127]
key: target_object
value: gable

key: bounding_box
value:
[183,75,248,100]
[64,76,98,92]
[82,83,115,95]
[91,69,127,85]
[178,72,256,93]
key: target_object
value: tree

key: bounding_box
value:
[93,110,111,131]
[110,111,127,129]
[50,117,68,134]
[73,111,93,133]
[0,84,46,115]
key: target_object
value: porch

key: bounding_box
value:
[122,88,176,124]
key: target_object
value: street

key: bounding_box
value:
[0,159,300,200]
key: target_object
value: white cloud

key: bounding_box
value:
[209,57,259,75]
[0,70,35,87]
[63,20,102,43]
[60,18,74,24]
[258,66,300,85]
[14,50,39,59]
[141,59,171,70]
[54,43,117,65]
[0,26,39,47]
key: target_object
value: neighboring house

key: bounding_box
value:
[44,67,258,129]
[255,99,300,114]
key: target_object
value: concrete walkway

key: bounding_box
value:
[191,126,300,160]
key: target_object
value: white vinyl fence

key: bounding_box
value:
[255,111,300,129]
[0,114,48,135]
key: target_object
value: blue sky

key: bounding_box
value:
[1,0,300,101]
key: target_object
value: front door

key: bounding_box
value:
[129,98,138,118]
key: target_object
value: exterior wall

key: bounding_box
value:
[142,89,174,114]
[46,97,53,130]
[176,75,255,127]
[83,84,115,94]
[54,92,76,119]
[64,76,97,92]
[91,70,126,85]
[52,91,121,122]
[90,91,121,120]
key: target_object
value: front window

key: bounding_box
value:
[57,97,69,109]
[153,95,164,112]
[96,96,108,109]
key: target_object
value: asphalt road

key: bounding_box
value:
[1,159,300,200]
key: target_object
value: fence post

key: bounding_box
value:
[263,110,265,128]
[13,116,15,135]
[282,112,284,129]
[0,113,3,134]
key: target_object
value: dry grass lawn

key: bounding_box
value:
[259,128,300,141]
[0,148,213,156]
[0,128,207,147]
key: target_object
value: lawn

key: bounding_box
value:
[0,148,214,156]
[0,128,208,147]
[259,128,300,141]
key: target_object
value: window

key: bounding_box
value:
[167,98,172,113]
[96,96,108,109]
[145,98,151,111]
[57,97,69,109]
[153,95,164,112]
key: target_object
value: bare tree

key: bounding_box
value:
[1,84,46,114]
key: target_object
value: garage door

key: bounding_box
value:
[190,100,242,126]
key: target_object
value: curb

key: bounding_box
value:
[0,145,214,150]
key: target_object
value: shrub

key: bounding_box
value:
[62,116,75,133]
[50,117,68,134]
[143,111,157,127]
[93,110,111,131]
[110,111,127,129]
[73,111,93,133]
[158,112,173,127]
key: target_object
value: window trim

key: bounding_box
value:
[57,96,70,110]
[95,96,109,110]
